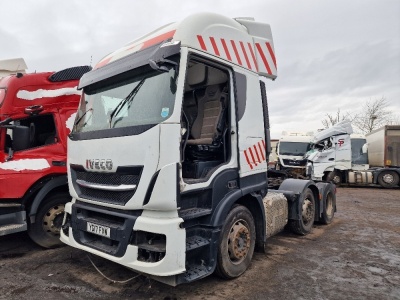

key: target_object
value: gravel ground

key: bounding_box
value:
[0,186,399,300]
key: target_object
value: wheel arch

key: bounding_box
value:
[278,178,320,221]
[27,175,69,223]
[210,190,266,253]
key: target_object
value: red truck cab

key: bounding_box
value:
[0,66,90,247]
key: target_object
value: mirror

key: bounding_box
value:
[13,125,30,151]
[362,143,368,154]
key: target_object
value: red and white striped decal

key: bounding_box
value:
[244,140,267,170]
[197,35,259,71]
[197,35,276,74]
[96,30,176,69]
[255,42,276,76]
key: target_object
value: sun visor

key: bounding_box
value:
[78,41,180,90]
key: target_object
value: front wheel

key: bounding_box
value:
[326,170,341,184]
[28,192,70,248]
[288,188,315,235]
[377,171,399,188]
[215,205,256,279]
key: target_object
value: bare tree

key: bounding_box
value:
[321,108,353,129]
[352,97,398,134]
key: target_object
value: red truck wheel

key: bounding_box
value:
[28,192,70,248]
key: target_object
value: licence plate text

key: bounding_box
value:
[86,222,110,238]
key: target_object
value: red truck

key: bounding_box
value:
[0,65,90,247]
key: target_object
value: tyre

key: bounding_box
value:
[320,186,335,225]
[288,188,315,235]
[377,171,399,188]
[28,192,70,248]
[215,205,256,279]
[326,170,341,184]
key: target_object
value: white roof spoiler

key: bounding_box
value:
[0,58,28,77]
[312,120,353,143]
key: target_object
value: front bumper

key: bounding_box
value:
[60,201,186,277]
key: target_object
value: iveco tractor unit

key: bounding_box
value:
[306,120,400,188]
[0,65,91,247]
[61,13,336,285]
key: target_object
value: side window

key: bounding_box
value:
[8,114,57,152]
[181,59,231,181]
[314,138,332,151]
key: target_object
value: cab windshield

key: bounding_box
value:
[279,142,311,156]
[73,63,177,133]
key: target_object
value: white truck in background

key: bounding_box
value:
[306,120,400,188]
[60,13,336,286]
[275,131,313,178]
[268,138,278,169]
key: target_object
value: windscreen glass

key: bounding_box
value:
[279,142,311,156]
[73,63,178,133]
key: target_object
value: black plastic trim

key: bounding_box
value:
[49,66,92,82]
[142,170,160,206]
[260,80,271,159]
[69,123,157,140]
[234,72,247,122]
[71,201,142,257]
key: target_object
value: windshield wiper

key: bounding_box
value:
[108,77,147,128]
[74,108,93,127]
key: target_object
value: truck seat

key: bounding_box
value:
[183,62,228,160]
[187,84,226,145]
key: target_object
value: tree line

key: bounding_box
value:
[321,97,399,134]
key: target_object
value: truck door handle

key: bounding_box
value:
[328,158,334,161]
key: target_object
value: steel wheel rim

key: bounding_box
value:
[227,220,251,264]
[332,175,341,184]
[302,198,314,225]
[383,173,394,184]
[42,204,65,235]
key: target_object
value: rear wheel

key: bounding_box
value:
[288,188,315,235]
[320,188,335,224]
[377,171,399,188]
[28,192,70,248]
[215,205,256,279]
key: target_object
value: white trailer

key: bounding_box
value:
[60,13,336,286]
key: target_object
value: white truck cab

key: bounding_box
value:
[276,131,313,177]
[61,13,336,286]
[306,121,372,184]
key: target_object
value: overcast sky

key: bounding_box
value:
[1,0,399,138]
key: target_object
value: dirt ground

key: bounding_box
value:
[1,187,399,300]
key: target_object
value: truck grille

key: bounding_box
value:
[70,165,143,206]
[282,159,307,167]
